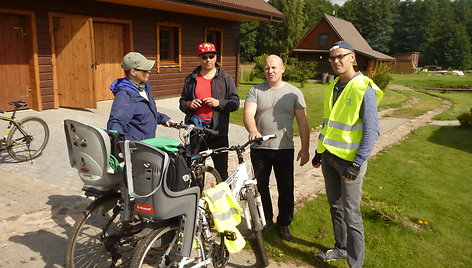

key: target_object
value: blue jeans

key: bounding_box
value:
[321,151,367,268]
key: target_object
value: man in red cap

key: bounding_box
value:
[179,43,239,180]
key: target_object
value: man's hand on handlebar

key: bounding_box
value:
[248,131,262,141]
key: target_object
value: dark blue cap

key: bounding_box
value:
[330,41,354,52]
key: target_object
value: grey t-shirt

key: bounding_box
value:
[245,81,306,150]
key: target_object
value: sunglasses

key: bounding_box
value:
[200,54,216,60]
[328,52,352,63]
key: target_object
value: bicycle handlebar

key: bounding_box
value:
[169,122,219,137]
[198,134,277,157]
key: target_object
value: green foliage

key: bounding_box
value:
[240,22,259,63]
[338,0,399,53]
[283,58,318,88]
[303,0,336,30]
[258,0,307,59]
[458,108,472,127]
[248,54,268,81]
[369,62,393,90]
[248,55,318,88]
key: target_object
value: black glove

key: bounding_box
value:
[311,151,322,166]
[343,162,361,181]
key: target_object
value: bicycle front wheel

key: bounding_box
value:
[130,224,204,268]
[194,165,222,191]
[65,193,135,267]
[246,189,269,267]
[7,116,49,161]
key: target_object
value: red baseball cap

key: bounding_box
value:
[197,43,217,55]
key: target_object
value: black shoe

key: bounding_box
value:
[263,220,274,231]
[278,225,292,241]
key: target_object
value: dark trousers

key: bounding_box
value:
[250,148,294,226]
[191,135,229,180]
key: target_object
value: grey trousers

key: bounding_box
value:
[321,151,367,268]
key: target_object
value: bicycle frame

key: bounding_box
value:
[1,102,23,147]
[198,134,277,231]
[1,115,23,149]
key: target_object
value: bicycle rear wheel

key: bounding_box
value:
[7,116,49,161]
[246,189,269,267]
[65,193,136,267]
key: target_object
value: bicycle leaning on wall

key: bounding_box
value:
[0,101,49,162]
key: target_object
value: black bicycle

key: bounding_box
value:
[169,122,223,191]
[0,101,49,161]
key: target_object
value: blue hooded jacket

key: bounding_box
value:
[107,78,170,141]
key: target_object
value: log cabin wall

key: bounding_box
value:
[0,0,240,110]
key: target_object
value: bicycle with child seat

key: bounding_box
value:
[64,120,231,268]
[168,122,275,267]
[0,101,49,162]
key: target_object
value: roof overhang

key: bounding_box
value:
[97,0,283,22]
[292,48,395,62]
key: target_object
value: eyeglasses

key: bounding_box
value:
[135,69,150,73]
[328,52,352,63]
[200,54,216,60]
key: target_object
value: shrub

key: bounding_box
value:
[248,54,267,81]
[249,55,318,87]
[457,108,472,127]
[283,57,318,88]
[370,62,393,90]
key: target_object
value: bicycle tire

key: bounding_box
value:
[194,165,222,191]
[129,224,205,268]
[246,189,269,267]
[130,219,229,268]
[65,193,135,267]
[7,116,49,161]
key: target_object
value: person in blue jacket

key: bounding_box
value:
[107,52,173,140]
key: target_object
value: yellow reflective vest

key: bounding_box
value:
[203,182,246,253]
[317,74,383,161]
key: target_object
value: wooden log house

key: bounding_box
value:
[0,0,283,111]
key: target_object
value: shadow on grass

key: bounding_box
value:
[262,228,339,268]
[428,126,472,154]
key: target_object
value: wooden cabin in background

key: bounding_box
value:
[0,0,283,111]
[392,52,421,74]
[290,14,395,80]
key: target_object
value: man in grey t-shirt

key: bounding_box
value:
[244,54,310,241]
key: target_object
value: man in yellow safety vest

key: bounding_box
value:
[312,41,383,268]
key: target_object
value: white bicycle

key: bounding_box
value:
[195,134,277,267]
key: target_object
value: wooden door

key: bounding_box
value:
[93,22,127,101]
[0,13,32,111]
[53,16,95,108]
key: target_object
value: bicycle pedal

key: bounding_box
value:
[223,230,237,241]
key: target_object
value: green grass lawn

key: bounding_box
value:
[392,73,472,88]
[262,125,472,267]
[416,90,472,120]
[385,89,443,119]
